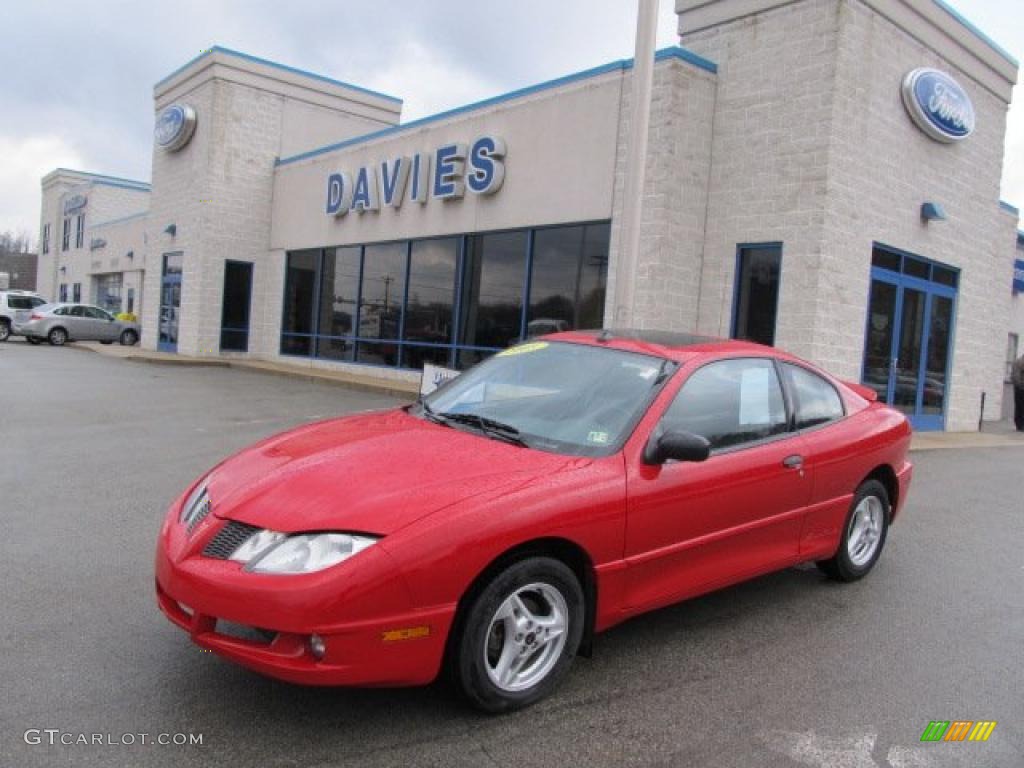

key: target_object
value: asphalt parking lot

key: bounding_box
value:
[1,339,1022,768]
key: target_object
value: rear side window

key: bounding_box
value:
[7,296,35,310]
[783,363,844,429]
[661,358,788,451]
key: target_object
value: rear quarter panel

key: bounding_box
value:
[797,403,911,559]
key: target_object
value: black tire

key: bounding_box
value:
[119,329,138,346]
[26,336,41,345]
[454,557,584,713]
[816,479,890,582]
[48,327,68,346]
[0,320,9,342]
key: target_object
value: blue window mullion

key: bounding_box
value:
[397,240,411,368]
[520,229,535,343]
[451,235,466,368]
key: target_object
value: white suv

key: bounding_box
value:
[0,290,49,342]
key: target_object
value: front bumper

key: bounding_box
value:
[155,507,455,687]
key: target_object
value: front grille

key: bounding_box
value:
[203,521,260,559]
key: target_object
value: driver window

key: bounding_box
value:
[69,306,88,317]
[661,358,788,451]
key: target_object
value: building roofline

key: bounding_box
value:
[931,0,1018,68]
[999,200,1020,216]
[43,168,152,191]
[154,45,403,105]
[275,46,717,167]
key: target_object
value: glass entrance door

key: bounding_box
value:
[159,252,183,352]
[862,247,957,431]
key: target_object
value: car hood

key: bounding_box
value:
[205,408,579,535]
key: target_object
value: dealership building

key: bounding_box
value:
[36,0,1023,431]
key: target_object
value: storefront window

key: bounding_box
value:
[316,246,361,362]
[280,222,609,372]
[94,274,122,313]
[457,231,528,368]
[358,242,407,366]
[404,238,458,368]
[281,250,319,356]
[528,223,609,337]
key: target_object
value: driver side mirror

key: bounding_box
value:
[643,429,711,465]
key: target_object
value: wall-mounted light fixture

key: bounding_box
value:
[164,223,177,236]
[126,250,134,260]
[59,266,66,274]
[920,202,947,222]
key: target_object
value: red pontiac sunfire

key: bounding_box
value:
[156,330,912,712]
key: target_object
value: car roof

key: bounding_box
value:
[545,329,776,363]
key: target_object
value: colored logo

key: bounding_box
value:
[901,68,975,143]
[155,103,198,151]
[63,194,87,215]
[920,720,996,742]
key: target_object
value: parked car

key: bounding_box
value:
[155,330,912,712]
[15,303,140,346]
[0,290,48,342]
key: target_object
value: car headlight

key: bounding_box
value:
[229,530,379,574]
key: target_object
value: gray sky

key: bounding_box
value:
[1,0,1021,241]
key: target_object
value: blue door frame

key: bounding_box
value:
[863,266,957,431]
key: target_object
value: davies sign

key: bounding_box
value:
[901,68,975,143]
[326,135,506,217]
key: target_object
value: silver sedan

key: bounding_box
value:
[14,303,140,347]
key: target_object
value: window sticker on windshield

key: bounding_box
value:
[497,341,549,357]
[587,430,610,445]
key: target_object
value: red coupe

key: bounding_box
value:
[155,330,912,712]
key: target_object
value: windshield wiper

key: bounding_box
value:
[436,412,530,448]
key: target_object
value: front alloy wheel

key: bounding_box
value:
[48,328,67,346]
[455,557,583,713]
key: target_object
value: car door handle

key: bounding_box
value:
[782,455,804,469]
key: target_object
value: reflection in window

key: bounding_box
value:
[458,231,528,368]
[662,358,788,450]
[358,242,407,366]
[528,223,609,337]
[404,238,458,368]
[317,247,360,362]
[281,250,318,356]
[733,245,781,346]
[783,363,844,428]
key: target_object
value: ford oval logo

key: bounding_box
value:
[901,68,975,143]
[155,103,197,152]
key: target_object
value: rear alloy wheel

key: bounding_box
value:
[817,479,890,582]
[48,327,68,346]
[0,320,9,342]
[119,329,138,346]
[455,557,584,713]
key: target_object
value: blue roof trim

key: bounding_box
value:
[154,45,403,105]
[54,168,151,190]
[999,200,1020,216]
[90,211,149,229]
[276,46,717,167]
[931,0,1019,68]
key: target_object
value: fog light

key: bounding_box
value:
[309,634,326,660]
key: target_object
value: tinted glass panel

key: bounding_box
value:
[893,287,926,413]
[405,238,457,346]
[733,245,781,346]
[458,231,527,367]
[903,258,930,279]
[220,262,253,352]
[863,279,897,402]
[357,243,407,365]
[932,266,958,287]
[662,358,788,450]
[281,250,319,356]
[527,223,610,337]
[8,296,34,309]
[872,248,901,272]
[784,363,844,428]
[316,246,360,362]
[922,295,953,415]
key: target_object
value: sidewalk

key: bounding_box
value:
[71,341,1024,450]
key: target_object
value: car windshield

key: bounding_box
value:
[419,341,673,456]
